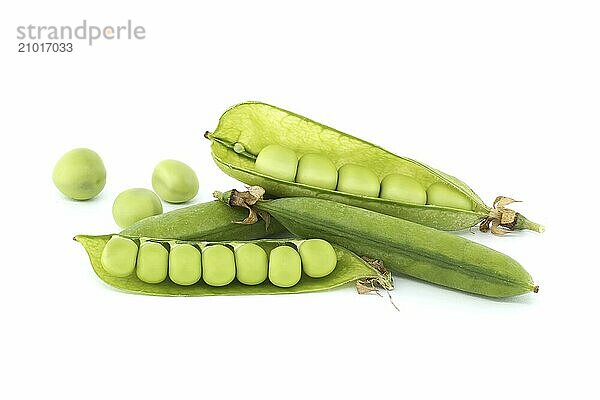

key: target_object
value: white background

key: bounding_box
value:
[1,1,598,399]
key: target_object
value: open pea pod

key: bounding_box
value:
[74,234,391,296]
[206,102,543,234]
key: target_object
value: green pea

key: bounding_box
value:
[202,245,236,287]
[255,144,298,181]
[295,153,338,190]
[234,243,268,285]
[268,246,302,288]
[152,160,199,204]
[298,239,337,278]
[380,174,427,204]
[169,244,202,285]
[101,236,138,277]
[112,188,163,229]
[233,142,246,154]
[426,182,473,211]
[136,242,169,283]
[52,148,106,200]
[336,164,380,197]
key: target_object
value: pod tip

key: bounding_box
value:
[533,285,539,293]
[537,225,546,233]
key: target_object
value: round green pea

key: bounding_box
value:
[202,245,236,287]
[136,242,169,284]
[295,153,338,190]
[234,243,268,285]
[426,182,474,210]
[268,246,302,288]
[169,244,202,286]
[52,148,106,200]
[112,188,163,229]
[298,239,337,278]
[255,144,298,181]
[101,236,138,277]
[380,174,427,204]
[336,164,380,197]
[152,160,199,204]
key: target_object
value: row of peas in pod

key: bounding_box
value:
[101,236,338,288]
[254,144,473,210]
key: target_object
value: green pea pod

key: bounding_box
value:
[206,102,543,234]
[120,200,286,241]
[74,234,392,296]
[215,188,539,298]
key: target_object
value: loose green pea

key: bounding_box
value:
[101,236,138,277]
[268,246,302,288]
[152,160,199,204]
[136,242,169,283]
[234,243,268,285]
[52,148,106,200]
[298,239,337,278]
[296,153,338,190]
[112,188,163,229]
[169,244,202,285]
[202,245,236,287]
[255,144,298,181]
[336,164,380,197]
[426,182,473,211]
[380,174,427,205]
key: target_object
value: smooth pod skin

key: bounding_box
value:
[427,182,473,210]
[112,188,163,229]
[380,174,427,205]
[136,242,169,284]
[255,144,298,181]
[268,246,302,288]
[202,245,236,287]
[52,148,106,200]
[234,243,268,285]
[121,200,287,241]
[296,153,338,190]
[206,102,543,233]
[100,236,138,277]
[219,191,538,298]
[298,239,337,278]
[152,160,199,204]
[169,244,202,285]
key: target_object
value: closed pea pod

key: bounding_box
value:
[215,188,539,298]
[121,200,287,241]
[206,102,543,234]
[76,235,391,296]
